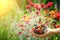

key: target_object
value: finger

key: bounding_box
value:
[29,30,39,37]
[29,30,44,38]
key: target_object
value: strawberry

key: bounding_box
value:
[37,26,41,28]
[32,28,36,31]
[37,30,43,34]
[37,30,41,33]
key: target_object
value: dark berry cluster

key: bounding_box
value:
[32,24,47,35]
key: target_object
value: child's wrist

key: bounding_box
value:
[52,28,60,34]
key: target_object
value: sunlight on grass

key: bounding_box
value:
[0,0,16,16]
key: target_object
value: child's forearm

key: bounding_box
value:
[52,28,60,34]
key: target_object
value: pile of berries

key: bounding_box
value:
[32,24,48,35]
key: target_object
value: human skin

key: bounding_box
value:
[30,28,60,38]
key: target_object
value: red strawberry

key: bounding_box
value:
[37,30,41,32]
[37,30,42,33]
[37,26,41,28]
[32,28,36,31]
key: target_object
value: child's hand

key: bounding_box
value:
[30,28,54,38]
